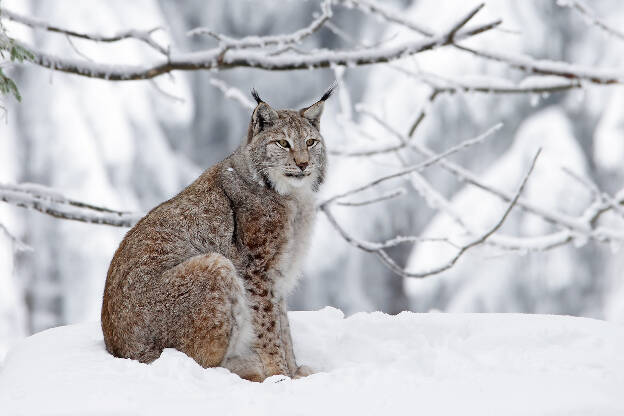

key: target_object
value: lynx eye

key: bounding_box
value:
[306,139,318,147]
[276,139,290,149]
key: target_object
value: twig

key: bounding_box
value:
[445,3,484,42]
[560,0,624,42]
[319,123,502,207]
[322,149,541,279]
[0,183,140,227]
[8,18,500,81]
[335,188,406,207]
[563,167,624,221]
[401,69,583,96]
[2,8,168,56]
[208,78,255,109]
[455,45,623,85]
[407,90,440,137]
[0,222,32,252]
[188,0,332,49]
[334,0,434,37]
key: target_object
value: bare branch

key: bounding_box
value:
[356,104,624,246]
[328,94,441,158]
[563,167,624,222]
[0,222,32,253]
[559,0,624,42]
[335,188,406,207]
[445,3,485,42]
[405,170,576,252]
[2,8,169,56]
[0,183,140,227]
[320,123,502,207]
[455,45,623,85]
[208,77,255,109]
[356,0,624,88]
[407,90,440,137]
[401,70,583,96]
[334,0,434,37]
[188,0,332,49]
[322,149,540,279]
[8,17,500,81]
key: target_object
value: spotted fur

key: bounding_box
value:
[101,89,330,382]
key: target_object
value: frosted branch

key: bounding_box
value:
[0,183,140,227]
[319,123,502,207]
[559,0,624,42]
[208,77,255,109]
[0,222,32,253]
[358,0,624,88]
[321,149,541,279]
[2,8,169,56]
[455,45,623,85]
[402,70,583,96]
[188,0,332,49]
[3,9,499,80]
[335,188,406,207]
[334,0,434,37]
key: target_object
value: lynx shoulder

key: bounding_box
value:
[101,85,334,382]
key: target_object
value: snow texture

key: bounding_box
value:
[1,308,624,416]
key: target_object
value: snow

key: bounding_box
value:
[1,308,624,415]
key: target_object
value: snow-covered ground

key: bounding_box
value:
[1,308,623,416]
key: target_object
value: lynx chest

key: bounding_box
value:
[234,190,315,297]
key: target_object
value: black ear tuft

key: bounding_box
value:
[251,88,263,104]
[320,81,338,102]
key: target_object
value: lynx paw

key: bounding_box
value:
[239,370,266,383]
[293,365,315,379]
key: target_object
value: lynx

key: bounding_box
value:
[101,86,334,382]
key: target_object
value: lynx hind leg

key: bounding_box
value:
[164,253,248,369]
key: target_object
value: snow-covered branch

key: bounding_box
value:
[320,150,541,279]
[335,0,434,37]
[559,0,624,42]
[319,123,503,207]
[455,45,623,85]
[2,8,169,56]
[208,77,255,109]
[359,106,624,245]
[399,70,583,96]
[357,0,624,88]
[188,0,332,49]
[0,183,140,227]
[1,3,499,80]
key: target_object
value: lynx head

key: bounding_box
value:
[244,85,335,195]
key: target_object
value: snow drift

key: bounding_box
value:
[1,308,623,415]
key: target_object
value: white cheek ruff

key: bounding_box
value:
[268,168,317,195]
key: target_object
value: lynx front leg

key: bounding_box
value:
[246,285,290,378]
[278,298,297,376]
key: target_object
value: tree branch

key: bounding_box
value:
[321,149,540,279]
[188,0,332,49]
[5,15,500,80]
[319,123,502,207]
[0,183,140,227]
[2,8,169,56]
[559,0,624,42]
[455,44,624,85]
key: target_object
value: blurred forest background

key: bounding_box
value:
[1,0,623,359]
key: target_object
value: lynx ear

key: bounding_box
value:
[300,82,336,130]
[249,89,278,139]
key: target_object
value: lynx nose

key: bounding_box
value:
[293,150,309,171]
